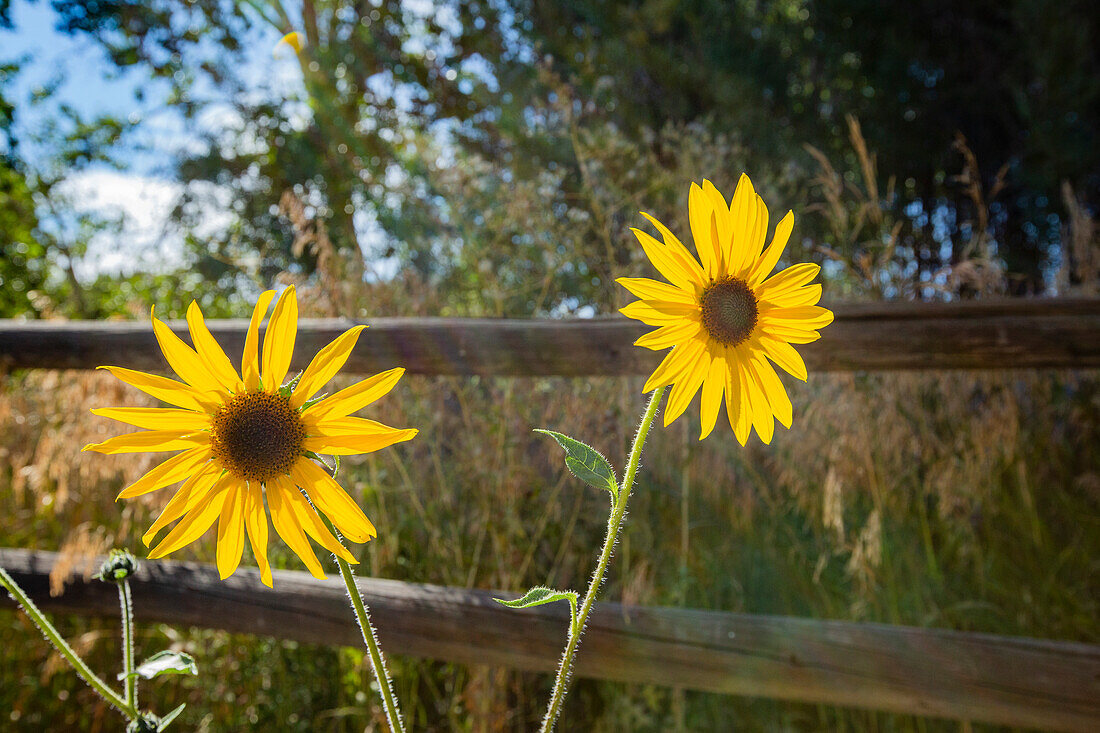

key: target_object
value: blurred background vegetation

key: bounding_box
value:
[1,0,1098,730]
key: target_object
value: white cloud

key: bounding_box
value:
[55,169,232,279]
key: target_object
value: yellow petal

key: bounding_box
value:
[748,211,795,287]
[750,353,793,429]
[740,346,775,444]
[698,350,727,440]
[116,446,212,499]
[268,477,326,578]
[663,347,709,427]
[620,300,700,327]
[92,407,210,432]
[642,336,706,393]
[615,277,696,305]
[262,286,298,390]
[307,416,405,437]
[187,300,242,392]
[748,195,770,271]
[702,180,734,272]
[633,319,703,351]
[83,430,209,455]
[291,460,376,543]
[688,181,720,278]
[242,290,276,390]
[304,428,418,456]
[727,174,759,275]
[216,487,247,579]
[147,474,234,559]
[761,323,822,344]
[303,367,404,421]
[759,335,809,381]
[757,262,820,298]
[271,474,357,563]
[142,463,222,545]
[243,484,272,587]
[760,305,834,329]
[151,310,225,394]
[724,348,750,446]
[642,348,683,394]
[290,326,367,409]
[638,212,709,291]
[97,366,220,412]
[632,223,705,294]
[760,283,822,309]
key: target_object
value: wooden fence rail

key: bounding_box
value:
[2,549,1098,731]
[1,299,1100,375]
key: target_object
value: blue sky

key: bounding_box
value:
[2,1,159,164]
[1,0,293,173]
[0,0,298,277]
[2,1,130,111]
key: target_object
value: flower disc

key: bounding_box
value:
[701,277,758,346]
[211,391,305,483]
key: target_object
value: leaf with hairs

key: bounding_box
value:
[494,586,579,632]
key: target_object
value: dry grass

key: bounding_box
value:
[3,343,1097,731]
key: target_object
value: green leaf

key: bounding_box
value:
[278,370,303,397]
[118,650,198,681]
[156,704,186,731]
[494,586,575,609]
[534,429,618,498]
[494,586,579,632]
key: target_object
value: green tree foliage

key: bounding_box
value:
[0,60,48,317]
[43,0,1100,303]
[511,0,1100,291]
[0,48,240,319]
[51,0,510,283]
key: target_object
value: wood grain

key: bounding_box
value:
[1,299,1099,375]
[2,548,1097,730]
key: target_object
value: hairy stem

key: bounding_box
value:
[314,511,405,733]
[540,385,666,732]
[0,566,137,720]
[119,579,137,710]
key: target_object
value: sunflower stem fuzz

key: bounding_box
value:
[318,513,405,733]
[0,566,139,721]
[539,385,667,732]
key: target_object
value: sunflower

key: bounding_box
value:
[618,174,832,445]
[84,287,417,586]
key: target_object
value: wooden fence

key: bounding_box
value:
[2,299,1099,374]
[3,549,1098,732]
[2,299,1100,730]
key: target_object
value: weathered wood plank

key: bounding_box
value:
[2,548,1097,730]
[1,299,1099,375]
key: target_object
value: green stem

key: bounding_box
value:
[0,566,137,720]
[316,514,405,733]
[336,554,405,733]
[540,385,667,733]
[119,578,137,710]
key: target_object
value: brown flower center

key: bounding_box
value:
[700,277,759,346]
[210,391,305,483]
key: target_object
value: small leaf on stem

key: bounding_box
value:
[118,650,198,681]
[494,586,579,632]
[534,429,618,498]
